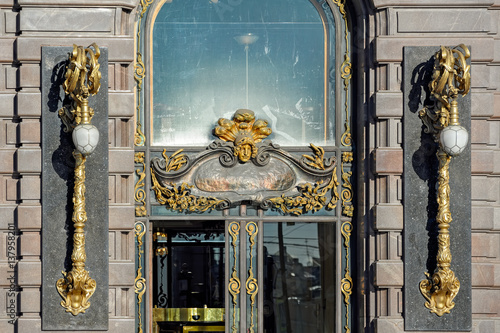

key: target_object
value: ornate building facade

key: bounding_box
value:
[0,0,499,332]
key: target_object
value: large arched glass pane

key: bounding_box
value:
[151,0,336,146]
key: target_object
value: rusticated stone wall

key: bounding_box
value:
[0,1,137,332]
[364,1,500,332]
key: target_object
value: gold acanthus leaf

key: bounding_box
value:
[214,109,272,162]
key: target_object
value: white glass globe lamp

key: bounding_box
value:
[72,123,100,156]
[439,125,468,157]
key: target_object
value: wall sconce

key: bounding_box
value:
[418,44,470,316]
[56,43,101,315]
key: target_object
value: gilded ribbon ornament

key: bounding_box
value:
[151,176,225,213]
[134,222,147,333]
[134,152,147,217]
[418,45,470,316]
[245,222,259,333]
[331,0,352,147]
[133,0,153,146]
[228,222,241,333]
[341,221,353,333]
[341,152,354,217]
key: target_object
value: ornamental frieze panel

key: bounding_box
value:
[151,110,338,215]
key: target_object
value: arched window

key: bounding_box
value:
[133,1,353,332]
[150,0,337,147]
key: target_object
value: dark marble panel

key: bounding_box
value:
[403,46,471,331]
[41,46,109,330]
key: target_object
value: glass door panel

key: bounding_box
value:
[152,220,336,333]
[153,222,225,333]
[262,222,335,333]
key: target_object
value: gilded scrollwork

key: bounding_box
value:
[151,171,226,213]
[341,152,354,217]
[133,0,153,146]
[134,222,146,333]
[133,54,146,147]
[331,0,352,147]
[134,152,147,217]
[56,152,96,315]
[268,144,339,215]
[268,170,339,216]
[419,150,460,316]
[341,221,353,333]
[161,149,188,172]
[245,222,258,333]
[228,222,241,333]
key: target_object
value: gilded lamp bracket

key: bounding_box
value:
[418,45,470,316]
[56,43,101,316]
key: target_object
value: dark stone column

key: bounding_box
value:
[41,46,109,330]
[403,46,471,331]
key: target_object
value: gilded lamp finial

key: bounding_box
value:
[214,109,272,162]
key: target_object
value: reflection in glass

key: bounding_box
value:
[152,0,336,146]
[263,222,335,332]
[153,225,225,309]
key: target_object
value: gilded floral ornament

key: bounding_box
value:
[134,222,146,333]
[269,144,339,216]
[228,222,241,333]
[59,44,101,132]
[151,175,225,213]
[268,173,338,216]
[215,109,272,162]
[134,152,147,217]
[341,152,354,217]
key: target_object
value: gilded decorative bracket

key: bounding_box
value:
[56,43,101,315]
[215,109,272,163]
[419,45,470,316]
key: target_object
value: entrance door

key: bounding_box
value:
[152,221,225,333]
